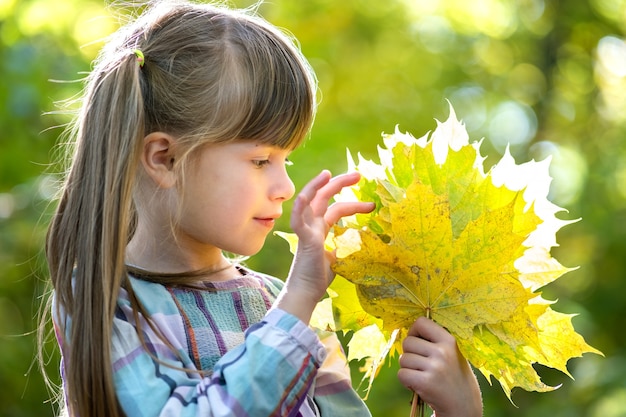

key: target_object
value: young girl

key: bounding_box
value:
[44,1,482,417]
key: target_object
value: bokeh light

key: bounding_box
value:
[2,1,625,416]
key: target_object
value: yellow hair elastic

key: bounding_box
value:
[133,49,145,68]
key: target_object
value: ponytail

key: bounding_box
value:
[46,50,145,417]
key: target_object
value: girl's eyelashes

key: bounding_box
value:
[252,157,293,168]
[252,159,270,168]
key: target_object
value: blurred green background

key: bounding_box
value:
[1,0,625,416]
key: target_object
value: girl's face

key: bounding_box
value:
[176,140,296,259]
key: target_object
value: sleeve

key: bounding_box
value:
[260,274,371,416]
[310,332,372,417]
[112,288,328,417]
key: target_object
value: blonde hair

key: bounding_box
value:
[44,1,317,416]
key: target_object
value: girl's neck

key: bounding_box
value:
[126,226,237,282]
[125,262,241,285]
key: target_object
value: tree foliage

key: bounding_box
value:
[1,1,625,416]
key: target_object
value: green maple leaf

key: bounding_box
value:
[326,103,602,400]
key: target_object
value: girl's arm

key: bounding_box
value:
[397,317,483,417]
[312,330,372,416]
[110,296,324,417]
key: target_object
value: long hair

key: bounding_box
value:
[44,1,317,416]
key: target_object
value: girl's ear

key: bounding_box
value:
[141,132,178,188]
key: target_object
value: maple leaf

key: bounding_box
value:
[328,103,602,401]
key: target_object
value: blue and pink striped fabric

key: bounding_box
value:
[54,268,371,417]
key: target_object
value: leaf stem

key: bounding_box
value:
[410,392,425,417]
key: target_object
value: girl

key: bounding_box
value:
[44,1,483,417]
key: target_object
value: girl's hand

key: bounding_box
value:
[274,170,374,323]
[398,317,483,417]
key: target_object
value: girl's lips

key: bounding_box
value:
[254,217,276,228]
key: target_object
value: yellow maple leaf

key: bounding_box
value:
[329,103,602,401]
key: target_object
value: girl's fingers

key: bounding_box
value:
[296,170,332,201]
[408,316,455,344]
[401,335,434,359]
[304,171,361,214]
[290,170,374,240]
[399,348,430,372]
[316,172,361,209]
[324,201,374,226]
[292,171,365,228]
[290,193,315,231]
[290,170,331,228]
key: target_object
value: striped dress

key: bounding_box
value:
[55,268,371,417]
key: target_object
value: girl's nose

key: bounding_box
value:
[272,165,296,201]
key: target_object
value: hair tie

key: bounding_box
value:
[133,49,145,68]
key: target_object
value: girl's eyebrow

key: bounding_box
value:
[248,142,291,154]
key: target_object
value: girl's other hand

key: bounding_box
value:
[275,170,374,323]
[397,317,483,417]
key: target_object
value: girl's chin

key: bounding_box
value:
[228,240,267,258]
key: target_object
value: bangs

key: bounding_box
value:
[215,17,317,149]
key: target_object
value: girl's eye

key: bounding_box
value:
[252,159,270,168]
[252,158,292,168]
